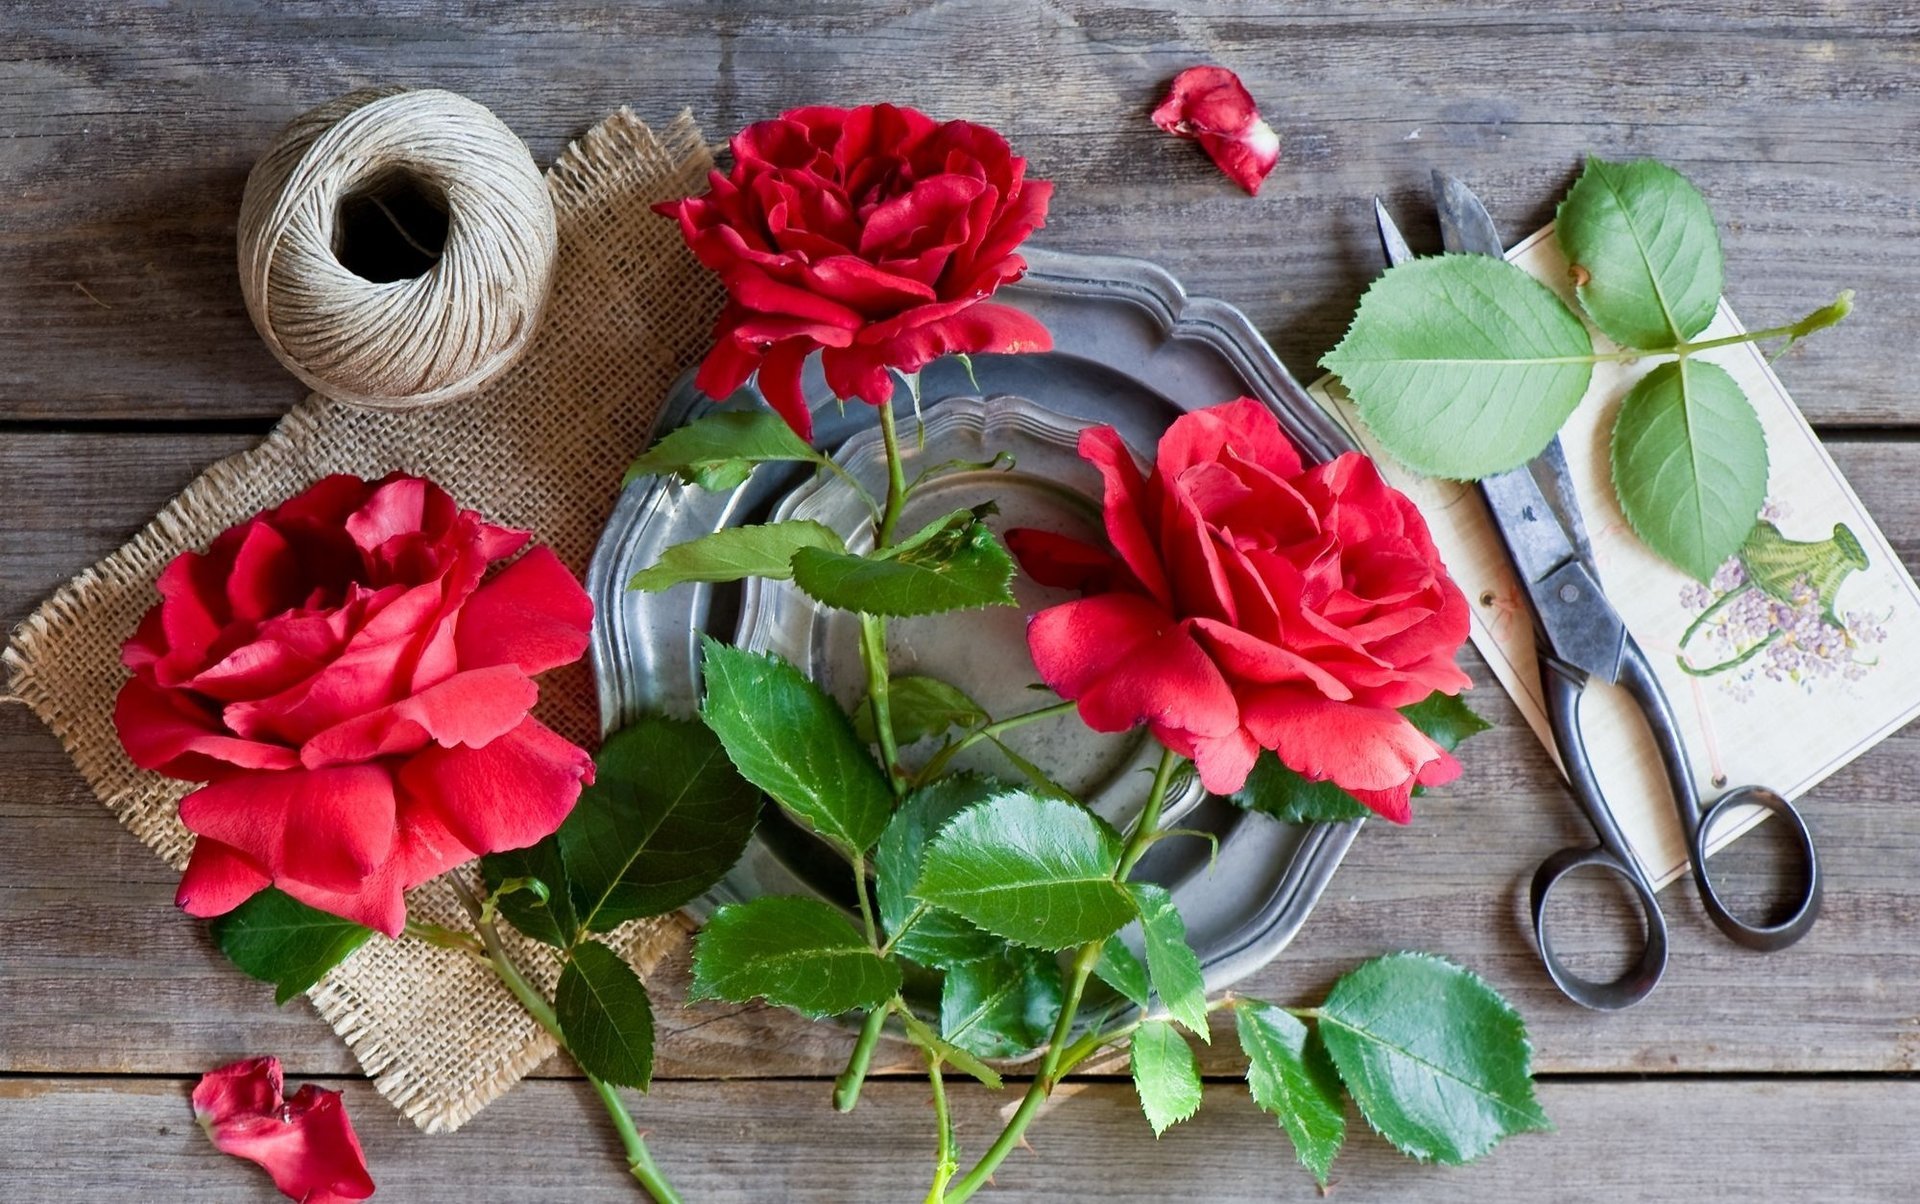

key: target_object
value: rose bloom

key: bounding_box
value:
[655,102,1053,440]
[114,474,594,935]
[1007,399,1471,821]
[193,1056,373,1204]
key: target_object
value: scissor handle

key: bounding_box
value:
[1533,657,1670,1009]
[1611,640,1822,951]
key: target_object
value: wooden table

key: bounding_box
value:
[5,3,1918,1199]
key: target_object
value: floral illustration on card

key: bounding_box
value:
[1676,500,1886,697]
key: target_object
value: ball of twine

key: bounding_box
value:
[237,86,558,410]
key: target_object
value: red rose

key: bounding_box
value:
[193,1056,373,1204]
[114,474,594,936]
[1008,399,1471,821]
[655,103,1053,439]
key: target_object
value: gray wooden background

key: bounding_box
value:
[4,2,1918,1200]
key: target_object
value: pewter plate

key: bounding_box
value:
[587,246,1362,1001]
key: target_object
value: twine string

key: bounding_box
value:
[236,87,559,411]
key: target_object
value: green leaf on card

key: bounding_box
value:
[1321,254,1595,480]
[875,775,1005,969]
[1556,156,1724,349]
[210,889,376,1005]
[939,945,1064,1059]
[852,675,989,747]
[628,521,844,591]
[623,411,825,492]
[561,716,762,933]
[700,638,894,859]
[689,896,902,1019]
[1094,940,1152,1009]
[1236,1001,1347,1186]
[1316,953,1549,1164]
[554,940,656,1089]
[790,505,1018,616]
[1128,883,1210,1042]
[913,792,1135,951]
[1610,359,1769,582]
[1130,1019,1203,1137]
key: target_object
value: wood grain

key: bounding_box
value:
[6,433,1920,1080]
[1,2,1910,421]
[0,1074,1912,1202]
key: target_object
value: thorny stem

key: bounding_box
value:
[834,1002,893,1113]
[448,878,684,1204]
[862,613,906,793]
[876,399,912,547]
[943,748,1185,1203]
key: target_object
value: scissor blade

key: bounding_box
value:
[1374,197,1415,267]
[1480,466,1627,682]
[1531,436,1597,569]
[1433,170,1505,258]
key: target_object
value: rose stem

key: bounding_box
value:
[910,699,1080,787]
[448,878,685,1204]
[924,1047,958,1203]
[944,748,1184,1203]
[838,398,917,1110]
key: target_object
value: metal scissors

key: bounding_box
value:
[1372,173,1822,1010]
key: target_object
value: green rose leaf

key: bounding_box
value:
[1399,691,1494,753]
[699,638,893,859]
[853,675,989,747]
[1236,1001,1347,1186]
[689,896,902,1019]
[1317,953,1550,1164]
[875,775,1005,969]
[480,834,579,949]
[913,791,1135,951]
[1611,359,1769,582]
[1557,156,1724,349]
[1094,939,1152,1009]
[1233,752,1371,825]
[562,715,762,934]
[1322,255,1594,480]
[482,714,761,947]
[1128,883,1210,1042]
[628,521,845,591]
[939,945,1065,1059]
[790,505,1018,617]
[210,889,376,1005]
[623,411,826,492]
[1129,1019,1203,1137]
[554,939,656,1090]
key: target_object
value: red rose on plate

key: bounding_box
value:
[114,474,594,936]
[193,1056,374,1204]
[655,103,1053,440]
[1007,399,1470,821]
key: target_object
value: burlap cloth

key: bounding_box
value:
[2,108,723,1133]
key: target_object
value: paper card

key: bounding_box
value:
[1308,224,1920,888]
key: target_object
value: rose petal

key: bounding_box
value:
[1078,426,1172,608]
[398,716,592,858]
[114,677,300,779]
[1151,66,1280,195]
[454,546,593,677]
[1239,685,1448,819]
[755,338,818,440]
[179,765,397,894]
[193,1058,375,1204]
[176,837,273,920]
[299,664,538,769]
[1027,595,1238,739]
[1155,397,1302,481]
[1004,528,1128,593]
[275,798,477,937]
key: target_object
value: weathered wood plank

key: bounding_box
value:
[0,1074,1912,1202]
[6,431,1920,1079]
[1,3,1910,420]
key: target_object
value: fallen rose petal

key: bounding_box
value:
[193,1056,375,1204]
[1151,65,1281,195]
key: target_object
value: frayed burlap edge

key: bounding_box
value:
[3,106,723,1133]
